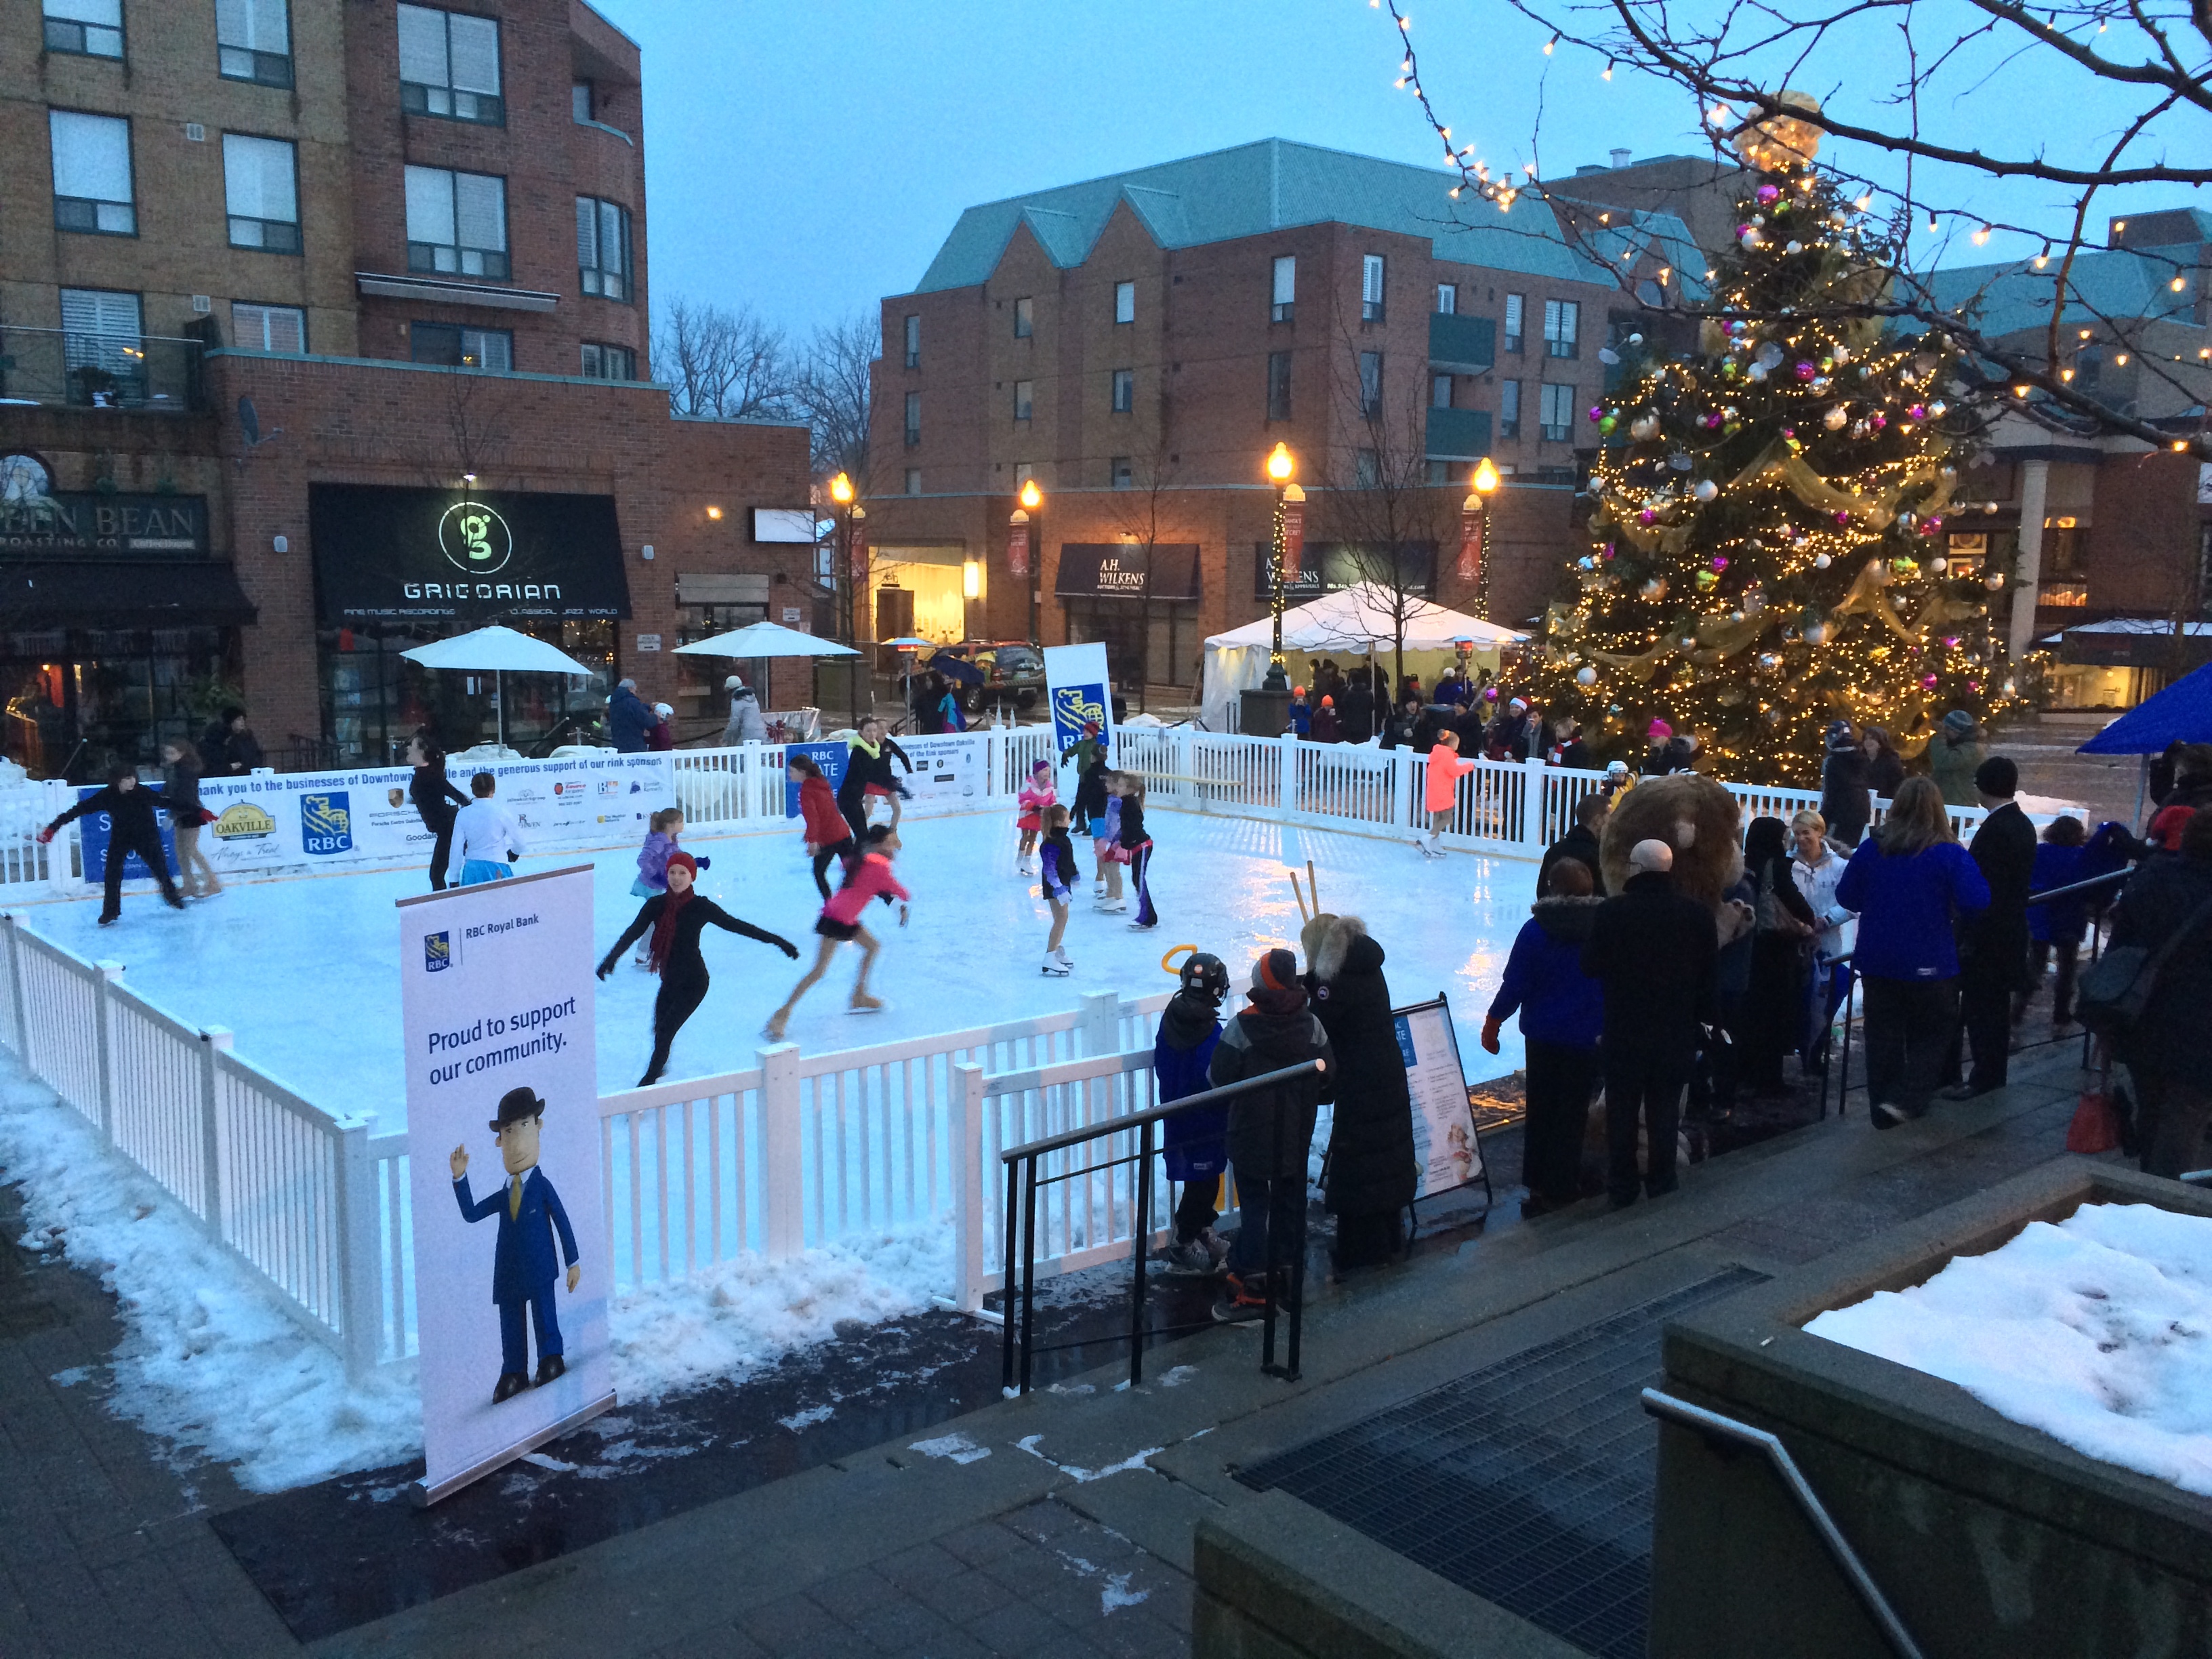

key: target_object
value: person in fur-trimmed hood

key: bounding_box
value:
[1304,915,1417,1270]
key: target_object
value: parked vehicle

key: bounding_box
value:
[939,641,1045,714]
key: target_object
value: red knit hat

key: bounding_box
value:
[665,851,697,881]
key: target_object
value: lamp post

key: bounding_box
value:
[1263,442,1297,691]
[1460,455,1501,621]
[830,470,867,723]
[1010,477,1044,649]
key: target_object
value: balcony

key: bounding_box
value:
[1425,406,1494,460]
[0,329,203,412]
[1429,312,1496,375]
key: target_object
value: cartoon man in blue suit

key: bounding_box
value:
[449,1086,581,1404]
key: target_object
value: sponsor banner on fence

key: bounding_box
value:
[75,787,176,883]
[784,741,848,819]
[1044,641,1115,759]
[399,865,613,1502]
[895,733,985,807]
[1393,996,1485,1200]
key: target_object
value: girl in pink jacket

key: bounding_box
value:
[1420,729,1476,858]
[1015,758,1055,876]
[765,826,912,1038]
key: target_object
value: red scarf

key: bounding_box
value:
[649,852,697,973]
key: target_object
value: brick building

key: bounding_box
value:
[0,0,812,775]
[861,140,1703,695]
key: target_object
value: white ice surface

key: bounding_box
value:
[20,808,1538,1114]
[1807,1202,2212,1496]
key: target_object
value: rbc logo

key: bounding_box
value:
[1051,682,1108,748]
[424,931,451,972]
[302,792,353,855]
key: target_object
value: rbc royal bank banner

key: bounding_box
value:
[1044,641,1115,758]
[398,865,613,1503]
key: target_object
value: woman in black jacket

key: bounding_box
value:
[1305,915,1417,1270]
[39,762,185,923]
[1738,816,1820,1096]
[2108,809,2212,1176]
[407,730,471,890]
[597,852,798,1086]
[835,718,916,843]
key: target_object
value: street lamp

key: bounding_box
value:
[1010,477,1044,649]
[829,470,867,722]
[1263,442,1297,691]
[1461,455,1501,619]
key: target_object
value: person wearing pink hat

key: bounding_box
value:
[1640,718,1675,777]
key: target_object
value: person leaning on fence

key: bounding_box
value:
[1941,756,2036,1100]
[1485,857,1605,1216]
[1154,951,1230,1275]
[1417,729,1477,859]
[1209,949,1335,1324]
[2103,808,2212,1179]
[1819,719,1872,846]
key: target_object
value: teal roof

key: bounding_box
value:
[1921,243,2205,340]
[909,138,1697,295]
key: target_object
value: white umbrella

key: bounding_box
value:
[401,624,595,749]
[673,621,861,659]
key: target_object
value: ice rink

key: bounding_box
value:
[20,807,1540,1118]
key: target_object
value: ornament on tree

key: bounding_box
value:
[1576,666,1597,685]
[1693,479,1719,502]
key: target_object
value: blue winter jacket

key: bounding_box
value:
[1834,838,1990,981]
[1487,898,1605,1048]
[607,687,656,753]
[2027,844,2087,943]
[1155,990,1226,1181]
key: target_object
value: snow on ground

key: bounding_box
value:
[1807,1202,2212,1496]
[20,808,1539,1116]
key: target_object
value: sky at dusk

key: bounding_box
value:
[590,0,2209,346]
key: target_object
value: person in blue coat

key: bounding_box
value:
[1155,953,1228,1275]
[1484,858,1605,1214]
[450,1086,582,1402]
[607,678,655,753]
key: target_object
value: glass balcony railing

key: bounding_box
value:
[0,329,205,411]
[1429,311,1497,373]
[1425,405,1494,459]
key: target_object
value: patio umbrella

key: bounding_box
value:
[401,624,595,750]
[672,621,861,659]
[882,636,936,651]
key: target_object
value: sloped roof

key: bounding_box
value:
[910,137,1695,295]
[1921,243,2205,340]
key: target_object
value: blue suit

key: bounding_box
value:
[455,1167,580,1378]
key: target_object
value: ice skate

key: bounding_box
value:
[1040,954,1071,977]
[848,991,885,1014]
[1054,947,1073,969]
[1128,918,1156,931]
[762,1011,790,1043]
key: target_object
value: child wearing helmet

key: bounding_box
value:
[1155,951,1229,1275]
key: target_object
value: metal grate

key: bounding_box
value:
[1239,1267,1766,1658]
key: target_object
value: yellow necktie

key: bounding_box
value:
[508,1176,523,1221]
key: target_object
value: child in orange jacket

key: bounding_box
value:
[1420,729,1476,858]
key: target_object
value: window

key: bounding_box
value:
[1504,293,1524,354]
[1538,381,1574,441]
[405,165,507,278]
[1013,296,1033,338]
[397,4,503,125]
[904,391,920,445]
[1267,350,1292,420]
[1111,456,1132,489]
[1359,350,1383,417]
[1543,298,1580,359]
[571,81,593,122]
[232,301,305,352]
[575,196,631,300]
[1431,373,1453,410]
[1361,253,1386,322]
[223,134,300,252]
[1271,255,1295,322]
[579,342,634,380]
[1425,460,1452,485]
[410,321,510,371]
[45,0,121,57]
[1498,379,1521,440]
[1111,368,1133,413]
[218,0,291,86]
[1435,283,1457,314]
[49,111,134,235]
[903,468,921,495]
[1114,281,1135,325]
[60,288,143,399]
[1012,380,1033,422]
[1355,449,1380,489]
[903,314,920,369]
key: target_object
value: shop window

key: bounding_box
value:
[405,165,507,279]
[43,0,121,58]
[223,133,300,252]
[49,110,134,235]
[1,626,234,779]
[218,0,291,86]
[397,3,503,125]
[410,321,510,370]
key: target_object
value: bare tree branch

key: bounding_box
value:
[653,297,798,423]
[790,311,878,487]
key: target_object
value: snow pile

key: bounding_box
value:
[0,1070,420,1492]
[1807,1202,2212,1495]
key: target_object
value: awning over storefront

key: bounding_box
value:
[309,483,632,624]
[2058,617,2212,670]
[1055,543,1201,601]
[0,559,257,628]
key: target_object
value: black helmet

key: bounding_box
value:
[1179,951,1229,1002]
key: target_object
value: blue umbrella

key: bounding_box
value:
[2076,661,2212,754]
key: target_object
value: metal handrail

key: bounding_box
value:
[999,1059,1324,1396]
[1642,1388,1925,1659]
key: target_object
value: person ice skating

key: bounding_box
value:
[161,739,220,899]
[1155,951,1229,1273]
[449,1086,582,1403]
[1418,729,1475,857]
[791,752,856,900]
[628,808,709,965]
[1092,774,1127,910]
[1038,804,1082,974]
[598,851,796,1086]
[453,771,524,884]
[1116,771,1158,930]
[39,762,186,924]
[720,676,768,746]
[764,825,910,1040]
[836,718,914,843]
[1062,720,1110,834]
[1015,759,1055,875]
[1209,949,1334,1323]
[647,703,676,752]
[407,731,470,891]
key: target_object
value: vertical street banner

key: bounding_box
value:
[1457,503,1487,585]
[398,866,613,1504]
[1044,641,1115,759]
[1008,516,1031,577]
[1393,996,1487,1200]
[1281,497,1305,581]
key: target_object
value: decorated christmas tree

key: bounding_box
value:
[1532,108,2016,783]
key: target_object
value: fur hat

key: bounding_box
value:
[1599,773,1744,910]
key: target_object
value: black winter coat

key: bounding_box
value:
[409,764,469,829]
[163,762,206,821]
[2110,853,2212,1089]
[1210,993,1336,1179]
[1338,684,1375,744]
[1580,872,1719,1060]
[1963,801,2038,988]
[600,894,795,985]
[1537,826,1604,897]
[1307,934,1416,1216]
[49,782,169,842]
[836,739,914,809]
[1820,743,1872,838]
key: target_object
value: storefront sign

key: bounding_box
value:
[1394,995,1485,1200]
[75,790,178,884]
[1054,544,1201,601]
[0,493,208,557]
[636,634,661,653]
[308,485,632,623]
[1251,541,1435,602]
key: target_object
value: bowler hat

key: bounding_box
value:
[490,1086,545,1130]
